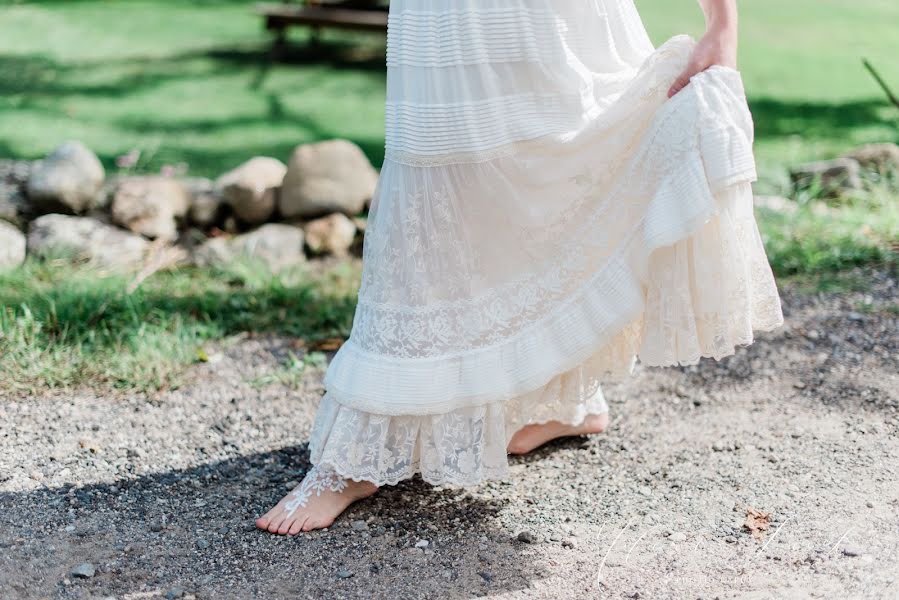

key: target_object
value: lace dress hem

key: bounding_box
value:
[306,15,785,487]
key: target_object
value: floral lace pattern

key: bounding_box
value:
[282,465,349,517]
[322,56,782,416]
[310,354,613,487]
[351,44,750,359]
[308,5,785,487]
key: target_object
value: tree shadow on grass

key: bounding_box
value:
[748,96,899,142]
[0,446,537,599]
[0,38,386,99]
[0,37,388,172]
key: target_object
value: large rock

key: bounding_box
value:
[110,176,190,240]
[302,212,357,256]
[192,224,305,273]
[279,139,378,218]
[215,157,286,224]
[27,214,148,269]
[0,220,26,270]
[790,158,863,196]
[26,141,105,214]
[1,159,34,226]
[843,142,899,174]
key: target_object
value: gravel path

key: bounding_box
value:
[1,267,897,600]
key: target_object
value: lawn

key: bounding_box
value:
[0,258,362,392]
[1,0,897,188]
[1,0,898,391]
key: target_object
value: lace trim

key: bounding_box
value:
[310,362,612,487]
[282,465,348,517]
[325,179,783,415]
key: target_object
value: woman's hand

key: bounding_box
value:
[667,26,738,98]
[667,0,739,98]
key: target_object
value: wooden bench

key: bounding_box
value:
[256,1,388,53]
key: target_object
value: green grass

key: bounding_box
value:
[1,0,897,188]
[0,0,389,176]
[757,188,899,277]
[1,0,898,391]
[0,259,360,392]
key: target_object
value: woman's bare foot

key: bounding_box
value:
[507,413,610,455]
[255,465,378,535]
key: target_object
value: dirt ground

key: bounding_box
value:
[1,267,897,600]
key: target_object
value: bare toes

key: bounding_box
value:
[267,513,288,534]
[303,516,333,532]
[277,520,293,535]
[288,515,308,536]
[256,466,379,534]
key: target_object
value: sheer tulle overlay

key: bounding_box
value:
[308,0,784,486]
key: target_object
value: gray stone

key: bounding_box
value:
[0,182,29,228]
[27,214,148,269]
[0,220,26,270]
[111,176,190,240]
[165,588,185,599]
[192,224,305,273]
[302,212,357,256]
[668,532,687,542]
[843,142,899,173]
[27,141,105,214]
[0,161,34,227]
[0,159,33,186]
[216,157,286,224]
[70,563,96,578]
[517,530,539,544]
[336,569,354,579]
[790,158,863,196]
[280,139,378,218]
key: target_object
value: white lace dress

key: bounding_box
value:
[307,0,785,487]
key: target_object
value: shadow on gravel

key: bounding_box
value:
[0,445,540,599]
[674,271,899,416]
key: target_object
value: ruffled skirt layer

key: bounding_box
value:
[307,14,784,487]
